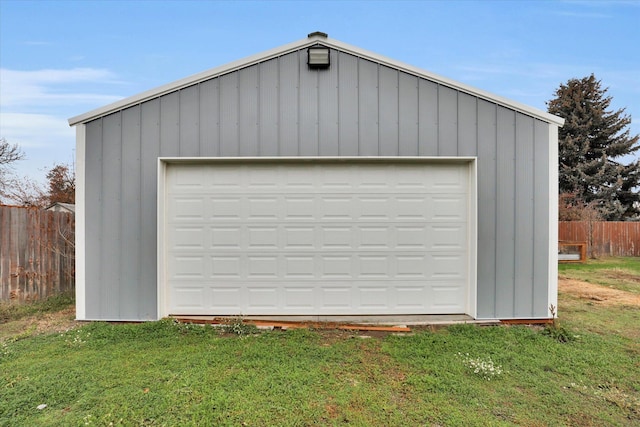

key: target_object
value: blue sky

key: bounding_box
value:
[1,0,639,181]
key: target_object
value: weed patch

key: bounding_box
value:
[0,292,74,324]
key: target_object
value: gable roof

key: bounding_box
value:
[45,202,75,213]
[68,32,564,127]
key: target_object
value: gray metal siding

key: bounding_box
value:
[495,107,516,318]
[418,79,438,156]
[83,48,552,320]
[318,50,339,156]
[121,105,142,318]
[139,100,160,318]
[100,113,122,318]
[533,120,550,317]
[515,114,535,316]
[398,73,418,155]
[84,120,102,318]
[476,100,497,317]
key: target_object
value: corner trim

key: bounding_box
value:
[75,124,86,320]
[548,125,559,316]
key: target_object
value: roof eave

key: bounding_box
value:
[68,34,564,127]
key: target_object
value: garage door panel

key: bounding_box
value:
[172,287,206,309]
[170,197,205,221]
[321,226,353,249]
[431,284,466,310]
[430,224,466,249]
[358,255,391,278]
[210,226,242,249]
[320,285,354,310]
[321,196,353,220]
[170,226,206,250]
[247,286,278,309]
[165,161,471,315]
[210,255,241,277]
[284,197,316,219]
[284,286,316,309]
[358,226,390,249]
[284,226,316,249]
[430,195,467,221]
[172,256,206,279]
[358,197,390,219]
[210,287,243,310]
[359,286,390,308]
[320,255,353,278]
[247,197,279,219]
[427,253,467,280]
[210,197,241,220]
[284,256,315,278]
[247,226,279,248]
[246,256,278,278]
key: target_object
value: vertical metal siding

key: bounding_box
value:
[84,119,103,317]
[140,99,160,318]
[318,49,339,156]
[476,100,497,317]
[83,47,553,320]
[299,51,319,156]
[199,79,220,156]
[533,119,550,316]
[514,113,535,316]
[418,79,438,156]
[438,86,458,156]
[495,107,516,318]
[458,93,477,157]
[178,85,200,156]
[398,73,418,155]
[337,52,358,155]
[121,106,142,318]
[239,66,259,156]
[258,60,279,156]
[379,66,399,156]
[160,92,179,157]
[220,72,239,156]
[358,59,379,155]
[101,113,122,318]
[278,54,299,155]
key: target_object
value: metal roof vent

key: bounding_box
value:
[308,31,328,38]
[307,45,330,69]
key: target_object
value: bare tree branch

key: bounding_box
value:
[0,138,25,166]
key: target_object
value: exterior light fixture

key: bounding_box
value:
[307,45,330,69]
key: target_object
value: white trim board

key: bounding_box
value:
[75,124,87,320]
[157,156,478,319]
[69,34,564,127]
[548,125,559,316]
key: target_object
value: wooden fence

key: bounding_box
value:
[0,205,75,303]
[559,221,640,257]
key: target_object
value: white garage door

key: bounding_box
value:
[163,161,471,316]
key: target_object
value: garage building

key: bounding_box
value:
[69,32,564,321]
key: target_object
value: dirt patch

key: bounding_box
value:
[603,270,640,284]
[0,306,79,341]
[559,277,640,307]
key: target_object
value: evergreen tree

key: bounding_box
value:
[548,74,640,220]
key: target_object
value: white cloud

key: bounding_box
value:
[0,68,124,108]
[0,113,74,148]
[0,67,126,179]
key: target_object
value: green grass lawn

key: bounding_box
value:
[1,261,639,426]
